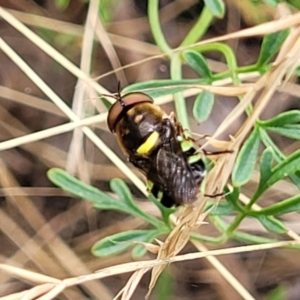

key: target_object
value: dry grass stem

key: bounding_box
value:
[2,240,297,300]
[0,8,110,97]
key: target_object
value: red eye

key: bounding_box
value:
[107,92,154,132]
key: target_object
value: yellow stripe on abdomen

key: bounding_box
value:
[137,131,159,154]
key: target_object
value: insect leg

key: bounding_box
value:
[202,149,233,156]
[204,192,225,198]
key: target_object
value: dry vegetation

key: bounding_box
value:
[0,1,300,299]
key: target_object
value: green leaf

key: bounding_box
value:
[256,215,286,234]
[254,149,300,200]
[295,66,300,76]
[256,30,289,66]
[99,96,113,110]
[132,244,148,258]
[122,79,209,98]
[110,178,137,207]
[47,168,128,212]
[258,110,300,127]
[259,129,300,189]
[214,186,245,213]
[225,186,240,206]
[109,179,164,227]
[287,0,300,9]
[54,0,70,10]
[266,125,300,139]
[267,285,287,300]
[262,0,280,7]
[259,147,274,186]
[203,0,225,18]
[148,194,176,228]
[99,0,119,22]
[92,230,159,257]
[48,169,163,228]
[256,194,300,216]
[155,270,173,300]
[232,127,260,186]
[209,202,235,215]
[183,50,212,79]
[258,109,300,139]
[192,91,215,122]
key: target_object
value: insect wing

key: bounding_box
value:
[148,133,200,206]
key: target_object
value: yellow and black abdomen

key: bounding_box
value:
[129,117,206,207]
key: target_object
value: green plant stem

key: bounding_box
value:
[191,232,225,244]
[193,43,255,114]
[226,212,245,234]
[170,53,190,130]
[180,6,214,47]
[238,64,268,74]
[259,128,288,161]
[192,42,255,115]
[232,231,279,244]
[192,43,239,85]
[148,0,171,54]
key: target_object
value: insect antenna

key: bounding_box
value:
[100,81,126,106]
[116,80,125,107]
[202,149,234,155]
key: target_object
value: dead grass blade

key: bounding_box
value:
[0,265,59,284]
[118,269,150,300]
[1,240,295,300]
[0,7,110,97]
[19,284,56,300]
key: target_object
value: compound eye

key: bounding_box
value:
[107,92,154,132]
